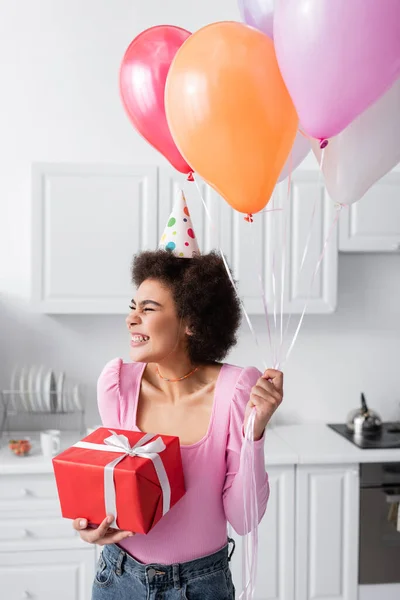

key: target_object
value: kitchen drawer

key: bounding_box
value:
[0,473,58,503]
[0,547,95,600]
[0,516,77,543]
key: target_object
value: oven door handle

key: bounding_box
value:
[383,489,400,503]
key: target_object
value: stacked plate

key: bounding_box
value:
[7,365,83,413]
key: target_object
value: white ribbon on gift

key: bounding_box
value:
[73,430,171,530]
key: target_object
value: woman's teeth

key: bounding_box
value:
[132,335,149,343]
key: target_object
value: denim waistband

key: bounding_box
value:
[102,538,235,587]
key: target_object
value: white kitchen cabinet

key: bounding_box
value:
[279,170,338,314]
[295,464,359,600]
[228,466,295,600]
[31,162,158,313]
[1,547,94,600]
[0,469,96,599]
[160,167,338,314]
[339,171,400,252]
[31,163,337,315]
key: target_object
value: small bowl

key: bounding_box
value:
[9,438,32,456]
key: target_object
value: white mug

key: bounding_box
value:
[40,429,61,457]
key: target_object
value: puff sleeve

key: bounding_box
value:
[97,357,123,429]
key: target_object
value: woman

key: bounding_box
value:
[73,246,283,599]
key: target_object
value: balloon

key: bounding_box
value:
[274,0,400,140]
[278,129,310,182]
[238,1,309,180]
[312,77,400,205]
[238,0,275,39]
[165,22,298,215]
[119,25,192,174]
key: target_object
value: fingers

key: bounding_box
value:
[72,515,134,545]
[262,369,283,390]
[73,517,88,531]
[95,515,116,540]
[253,380,282,402]
[262,369,284,392]
[97,529,135,546]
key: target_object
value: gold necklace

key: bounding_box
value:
[156,365,199,382]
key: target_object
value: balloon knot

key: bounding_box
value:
[319,139,328,149]
[187,171,194,182]
[244,214,254,223]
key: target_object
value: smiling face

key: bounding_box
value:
[126,278,190,364]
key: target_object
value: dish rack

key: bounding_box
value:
[0,384,86,441]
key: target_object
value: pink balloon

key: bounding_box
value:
[238,0,275,39]
[274,0,400,140]
[120,26,192,174]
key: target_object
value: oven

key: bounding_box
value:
[359,463,400,600]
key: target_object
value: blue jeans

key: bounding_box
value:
[91,538,236,599]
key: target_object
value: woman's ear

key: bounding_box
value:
[185,325,194,336]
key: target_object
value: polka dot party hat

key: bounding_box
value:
[159,190,200,258]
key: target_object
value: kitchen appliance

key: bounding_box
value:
[359,463,400,584]
[328,392,400,449]
[346,392,382,435]
[328,422,400,449]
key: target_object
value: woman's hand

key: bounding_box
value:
[73,515,135,546]
[244,369,284,441]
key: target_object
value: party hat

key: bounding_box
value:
[159,190,200,258]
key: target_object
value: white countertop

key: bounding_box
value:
[1,425,400,475]
[271,424,400,465]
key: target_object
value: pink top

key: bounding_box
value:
[97,359,270,564]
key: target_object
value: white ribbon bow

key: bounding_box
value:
[74,430,171,530]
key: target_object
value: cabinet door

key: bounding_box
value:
[228,466,295,600]
[31,163,157,313]
[339,171,400,252]
[295,464,359,600]
[0,547,95,600]
[159,168,337,315]
[278,171,338,314]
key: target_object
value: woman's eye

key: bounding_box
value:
[128,305,154,312]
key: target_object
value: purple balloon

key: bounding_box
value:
[238,0,275,39]
[274,0,400,140]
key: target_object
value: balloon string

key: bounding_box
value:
[249,219,276,369]
[298,128,314,141]
[277,154,293,369]
[271,191,278,342]
[258,208,283,214]
[240,406,258,600]
[299,148,325,272]
[276,148,325,366]
[280,205,343,368]
[193,176,267,371]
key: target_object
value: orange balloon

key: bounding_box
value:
[165,22,299,214]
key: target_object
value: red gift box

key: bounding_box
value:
[52,427,186,534]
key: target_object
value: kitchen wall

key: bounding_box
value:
[1,0,400,427]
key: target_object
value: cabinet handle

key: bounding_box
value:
[391,243,400,251]
[21,592,31,599]
[22,529,31,538]
[20,488,31,497]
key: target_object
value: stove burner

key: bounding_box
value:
[327,422,400,449]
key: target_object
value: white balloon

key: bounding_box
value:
[278,129,310,182]
[312,77,400,205]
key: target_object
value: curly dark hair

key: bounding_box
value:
[131,250,242,364]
